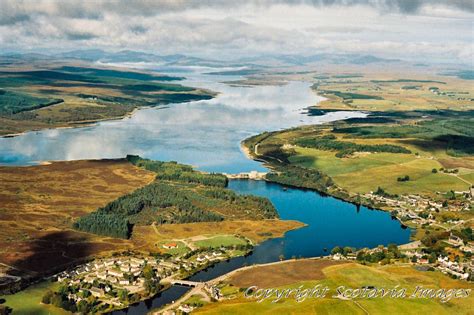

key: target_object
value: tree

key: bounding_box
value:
[432,168,438,173]
[77,300,89,314]
[387,244,401,258]
[331,246,342,255]
[0,305,12,315]
[279,254,285,261]
[118,289,129,302]
[446,190,456,200]
[342,247,353,256]
[143,264,155,280]
[42,290,54,304]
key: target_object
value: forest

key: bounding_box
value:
[333,118,474,156]
[294,136,411,157]
[126,155,228,187]
[266,165,334,193]
[74,157,276,238]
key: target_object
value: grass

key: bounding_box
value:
[132,219,304,249]
[255,121,473,197]
[289,145,471,196]
[312,72,473,112]
[194,235,248,249]
[0,61,215,135]
[1,280,68,315]
[195,261,474,315]
[184,294,209,306]
[156,241,189,255]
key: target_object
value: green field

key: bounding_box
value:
[194,235,248,249]
[195,262,474,315]
[290,146,470,196]
[245,116,473,198]
[156,240,189,255]
[1,281,68,315]
[312,71,474,112]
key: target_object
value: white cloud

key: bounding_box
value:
[0,0,472,64]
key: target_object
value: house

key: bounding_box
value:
[104,260,115,267]
[418,258,429,264]
[96,272,107,280]
[162,243,178,249]
[90,287,104,297]
[179,304,194,313]
[461,242,474,253]
[197,255,207,262]
[332,253,343,261]
[119,279,130,285]
[106,276,118,283]
[130,261,141,268]
[131,257,145,265]
[159,261,177,269]
[108,270,124,278]
[84,276,95,284]
[447,234,464,247]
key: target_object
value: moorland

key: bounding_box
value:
[0,156,301,283]
[0,58,215,136]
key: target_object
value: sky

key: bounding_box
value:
[0,0,473,64]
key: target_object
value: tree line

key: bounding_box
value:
[294,136,411,157]
[127,155,228,187]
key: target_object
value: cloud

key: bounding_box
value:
[0,0,472,26]
[0,0,472,64]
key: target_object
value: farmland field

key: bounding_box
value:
[195,260,474,315]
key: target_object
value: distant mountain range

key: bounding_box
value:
[0,49,403,69]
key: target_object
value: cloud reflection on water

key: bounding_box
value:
[0,77,366,173]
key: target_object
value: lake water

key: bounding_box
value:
[0,69,410,314]
[0,74,365,173]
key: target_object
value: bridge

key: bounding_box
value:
[169,280,202,287]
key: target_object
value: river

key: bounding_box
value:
[0,68,411,314]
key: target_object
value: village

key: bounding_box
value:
[50,240,249,313]
[329,239,474,282]
[362,190,472,228]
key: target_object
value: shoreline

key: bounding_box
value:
[240,139,415,239]
[0,91,217,139]
[0,105,148,139]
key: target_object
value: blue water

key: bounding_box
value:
[187,180,410,282]
[230,180,410,256]
[114,180,410,314]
